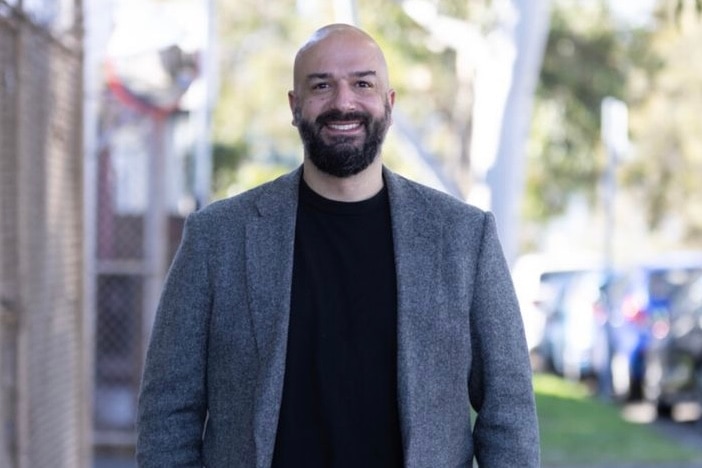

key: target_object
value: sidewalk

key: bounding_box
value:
[94,452,135,468]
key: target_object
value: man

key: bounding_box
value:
[136,23,540,467]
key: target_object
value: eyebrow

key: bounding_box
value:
[306,70,377,81]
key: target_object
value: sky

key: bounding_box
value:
[608,0,657,26]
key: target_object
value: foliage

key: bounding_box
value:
[525,0,702,251]
[524,1,660,223]
[622,4,702,245]
[210,0,702,249]
[211,141,248,199]
[210,0,304,198]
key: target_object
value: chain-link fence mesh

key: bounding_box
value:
[1,1,208,464]
[93,101,188,454]
[94,115,149,439]
[90,1,205,457]
[0,1,90,468]
[0,12,21,468]
[0,1,88,467]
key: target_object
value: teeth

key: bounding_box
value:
[328,122,359,131]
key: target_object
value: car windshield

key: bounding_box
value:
[648,267,702,303]
[669,271,702,319]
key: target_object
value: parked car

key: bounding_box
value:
[600,253,702,401]
[512,253,602,368]
[541,268,606,380]
[511,254,553,356]
[643,271,702,415]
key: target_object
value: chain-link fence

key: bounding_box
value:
[0,1,88,467]
[93,109,186,450]
[91,2,212,456]
[0,1,210,465]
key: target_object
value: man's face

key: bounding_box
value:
[293,102,392,178]
[289,30,395,178]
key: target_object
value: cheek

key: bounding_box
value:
[360,95,388,114]
[298,99,327,121]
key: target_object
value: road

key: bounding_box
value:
[599,401,702,468]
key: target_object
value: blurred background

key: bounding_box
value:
[1,0,701,466]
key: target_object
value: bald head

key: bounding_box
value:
[292,24,391,94]
[288,24,395,186]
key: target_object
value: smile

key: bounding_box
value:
[326,122,362,131]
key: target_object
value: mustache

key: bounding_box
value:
[315,109,370,127]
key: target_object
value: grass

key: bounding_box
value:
[535,372,702,466]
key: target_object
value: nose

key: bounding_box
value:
[330,82,356,112]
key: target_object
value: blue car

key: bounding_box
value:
[643,271,702,415]
[599,254,702,401]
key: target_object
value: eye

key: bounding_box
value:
[357,80,373,88]
[312,82,330,90]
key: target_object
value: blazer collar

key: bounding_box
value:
[246,167,301,468]
[384,167,446,452]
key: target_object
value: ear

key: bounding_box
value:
[288,90,298,127]
[387,89,396,124]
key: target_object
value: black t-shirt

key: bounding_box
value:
[271,179,403,467]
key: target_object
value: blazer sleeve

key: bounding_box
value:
[468,212,541,467]
[136,212,211,467]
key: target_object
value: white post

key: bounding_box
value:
[598,95,628,399]
[192,0,216,209]
[600,96,629,272]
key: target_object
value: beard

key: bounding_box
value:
[295,103,392,178]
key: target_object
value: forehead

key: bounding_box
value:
[294,31,387,83]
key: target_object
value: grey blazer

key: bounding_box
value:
[136,166,540,467]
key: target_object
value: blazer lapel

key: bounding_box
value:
[245,168,301,468]
[384,168,445,460]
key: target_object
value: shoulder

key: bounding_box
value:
[189,168,301,226]
[383,167,487,222]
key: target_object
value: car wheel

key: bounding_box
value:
[611,352,632,401]
[656,400,673,418]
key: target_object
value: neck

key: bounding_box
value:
[302,158,384,202]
